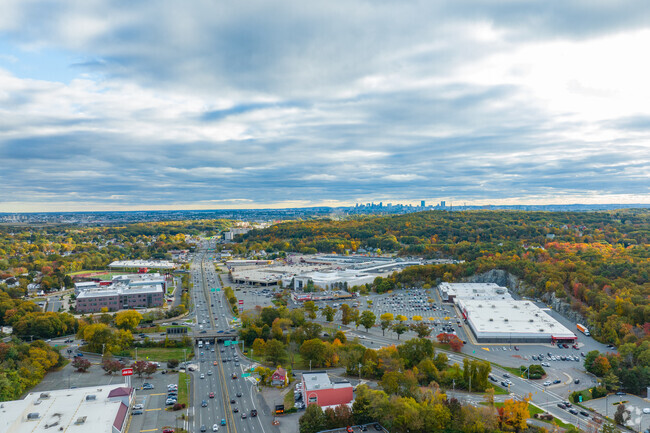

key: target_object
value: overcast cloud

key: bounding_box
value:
[0,0,649,211]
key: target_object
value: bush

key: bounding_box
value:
[173,403,183,411]
[592,386,608,399]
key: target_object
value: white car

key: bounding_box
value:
[200,374,205,379]
[133,403,144,410]
[643,408,650,414]
[213,424,219,431]
[543,381,551,386]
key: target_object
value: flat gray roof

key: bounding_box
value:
[0,384,131,433]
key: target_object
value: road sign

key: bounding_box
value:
[238,300,244,305]
[211,288,215,292]
[216,288,221,291]
[224,341,230,347]
[122,368,133,376]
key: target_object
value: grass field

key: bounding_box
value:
[283,388,295,410]
[130,347,193,362]
[178,372,189,406]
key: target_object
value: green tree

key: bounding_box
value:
[391,323,409,340]
[359,310,376,332]
[321,305,336,322]
[303,301,318,320]
[410,322,432,338]
[300,339,327,367]
[264,339,287,365]
[299,402,325,433]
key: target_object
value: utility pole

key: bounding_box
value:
[358,363,362,381]
[309,360,312,372]
[469,374,471,393]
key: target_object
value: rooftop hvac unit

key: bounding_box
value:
[39,393,50,399]
[539,329,545,332]
[27,413,40,420]
[489,318,493,321]
[504,318,508,322]
[75,416,87,425]
[85,395,96,401]
[529,319,534,322]
[491,305,496,308]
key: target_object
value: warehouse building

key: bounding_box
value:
[301,372,353,409]
[0,384,134,433]
[108,260,176,270]
[458,299,577,343]
[438,282,511,302]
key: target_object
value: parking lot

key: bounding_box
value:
[584,394,650,432]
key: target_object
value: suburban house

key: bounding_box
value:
[271,367,288,387]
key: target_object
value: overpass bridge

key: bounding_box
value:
[162,327,238,344]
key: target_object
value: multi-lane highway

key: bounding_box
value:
[189,243,272,433]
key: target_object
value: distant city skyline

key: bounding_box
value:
[0,2,649,211]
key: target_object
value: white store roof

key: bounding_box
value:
[458,299,576,339]
[439,282,512,301]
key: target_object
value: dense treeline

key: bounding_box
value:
[241,209,649,255]
[0,219,230,297]
[0,339,63,401]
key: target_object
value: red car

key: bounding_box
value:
[346,427,354,433]
[162,429,175,433]
[209,392,215,398]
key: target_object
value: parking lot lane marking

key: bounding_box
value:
[140,429,158,432]
[145,408,162,411]
[150,393,166,396]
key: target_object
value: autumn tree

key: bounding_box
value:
[499,396,529,432]
[114,310,143,331]
[72,357,91,372]
[379,312,394,336]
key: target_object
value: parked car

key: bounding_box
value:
[133,404,144,410]
[132,409,144,415]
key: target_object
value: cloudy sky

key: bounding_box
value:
[1,1,649,211]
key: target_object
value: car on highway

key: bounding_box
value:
[359,425,368,431]
[212,424,219,432]
[346,427,354,433]
[230,399,236,404]
[162,429,175,433]
[543,381,551,386]
[579,410,590,417]
[236,392,242,397]
[208,370,212,376]
[232,373,237,379]
[201,400,208,407]
[233,407,239,413]
[200,374,205,379]
[209,392,215,398]
[568,408,578,415]
[241,413,247,419]
[200,425,207,432]
[221,419,226,426]
[557,403,567,409]
[553,379,562,384]
[374,424,383,431]
[250,409,257,417]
